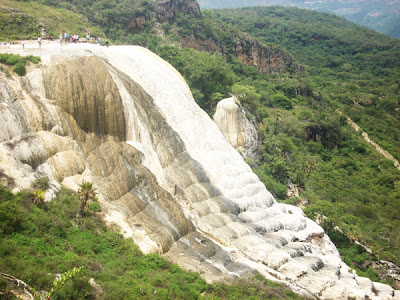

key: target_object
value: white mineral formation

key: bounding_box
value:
[0,43,398,299]
[213,96,260,160]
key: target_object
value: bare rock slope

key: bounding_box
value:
[0,43,398,299]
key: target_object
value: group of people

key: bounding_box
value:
[59,32,80,45]
[31,32,109,48]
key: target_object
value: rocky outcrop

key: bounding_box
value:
[0,44,398,299]
[213,96,260,160]
[373,261,400,290]
[179,30,304,75]
[0,272,34,300]
[128,0,202,33]
[154,0,202,22]
[232,36,304,74]
[128,0,302,75]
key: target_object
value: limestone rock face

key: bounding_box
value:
[0,44,398,299]
[213,96,259,160]
[233,38,304,75]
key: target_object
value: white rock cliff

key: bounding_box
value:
[213,96,260,160]
[0,44,398,299]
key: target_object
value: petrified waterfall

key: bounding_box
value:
[0,44,398,299]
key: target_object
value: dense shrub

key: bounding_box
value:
[32,177,49,190]
[6,55,20,65]
[12,62,26,76]
[24,55,41,64]
[0,187,26,234]
[272,94,293,110]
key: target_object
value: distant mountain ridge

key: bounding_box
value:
[198,0,400,38]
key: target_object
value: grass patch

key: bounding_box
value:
[0,0,105,41]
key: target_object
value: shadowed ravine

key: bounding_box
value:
[0,44,398,299]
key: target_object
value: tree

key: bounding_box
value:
[231,83,261,111]
[77,181,97,213]
[272,94,293,110]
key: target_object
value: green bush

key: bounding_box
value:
[232,83,261,111]
[88,201,101,212]
[32,177,49,190]
[6,55,20,65]
[24,55,41,64]
[0,53,40,77]
[254,169,287,200]
[12,63,26,76]
[0,188,26,235]
[0,53,11,64]
[272,94,293,110]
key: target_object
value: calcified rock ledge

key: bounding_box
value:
[0,44,398,299]
[213,96,260,160]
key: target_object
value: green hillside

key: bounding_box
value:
[0,0,105,41]
[202,6,400,272]
[197,0,400,39]
[210,6,400,160]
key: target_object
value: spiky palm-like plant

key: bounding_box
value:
[77,181,97,213]
[33,190,45,205]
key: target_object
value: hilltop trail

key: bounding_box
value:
[337,110,400,172]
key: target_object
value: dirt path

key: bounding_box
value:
[337,110,400,172]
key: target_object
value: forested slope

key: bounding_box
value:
[204,6,400,278]
[197,0,400,39]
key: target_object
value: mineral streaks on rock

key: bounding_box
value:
[44,56,126,141]
[0,44,398,299]
[213,96,260,160]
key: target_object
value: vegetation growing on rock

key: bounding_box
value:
[0,53,40,76]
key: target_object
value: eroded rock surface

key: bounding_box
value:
[213,96,260,160]
[0,43,398,299]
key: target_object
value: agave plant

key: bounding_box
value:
[33,190,45,205]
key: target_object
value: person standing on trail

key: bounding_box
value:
[38,37,41,48]
[59,33,63,45]
[22,40,24,49]
[105,40,109,47]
